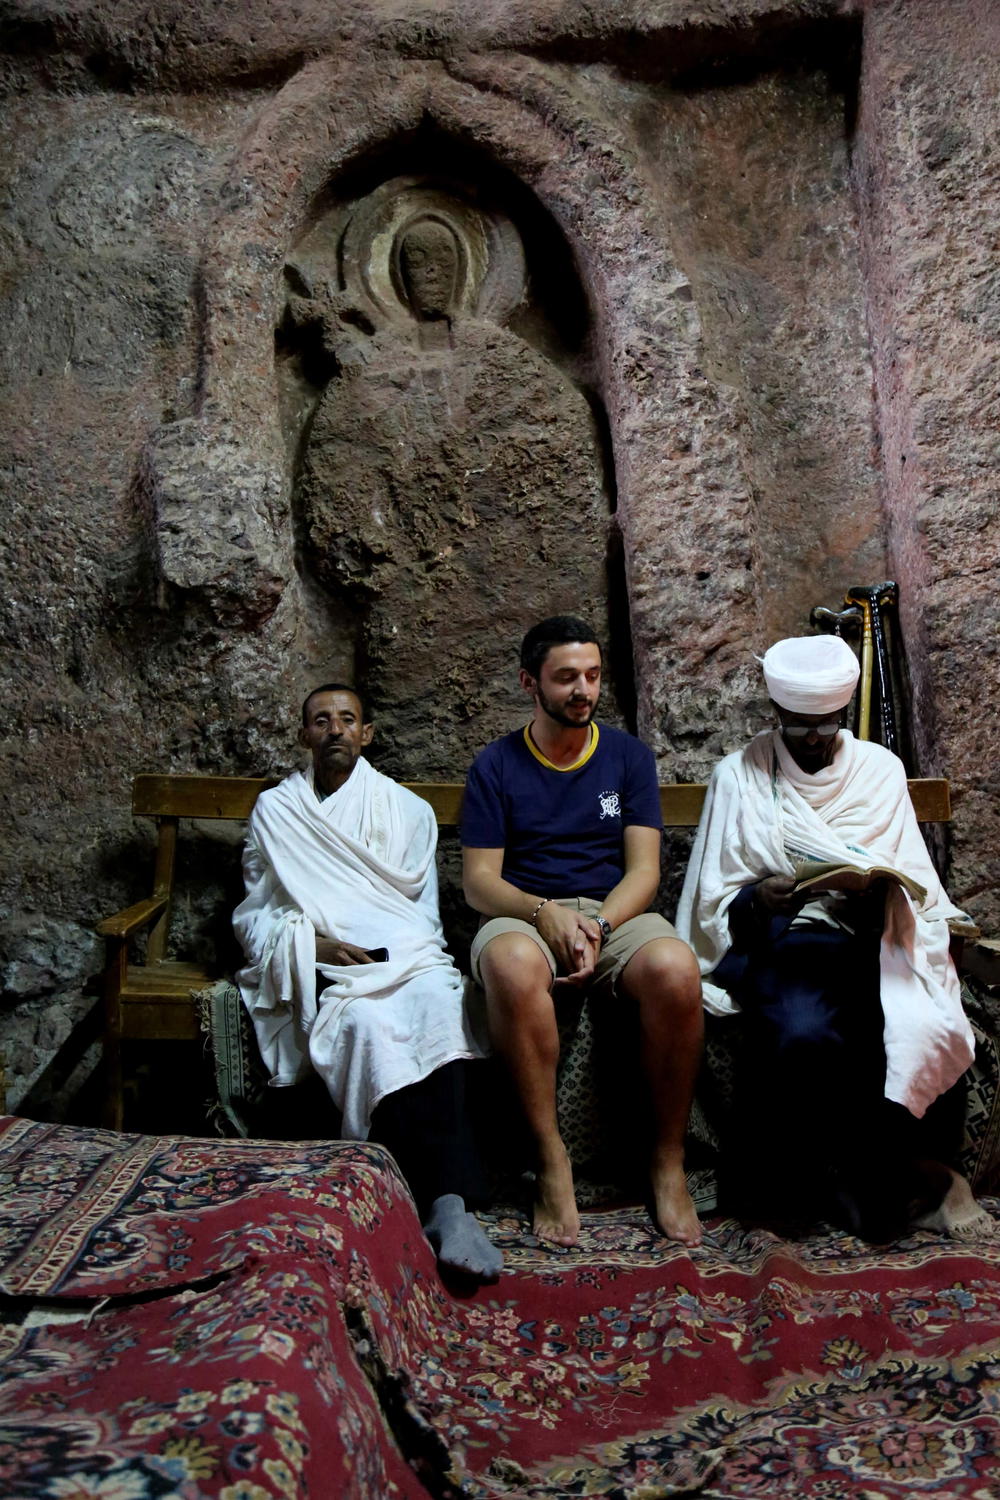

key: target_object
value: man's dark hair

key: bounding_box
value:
[301,683,369,725]
[519,616,602,679]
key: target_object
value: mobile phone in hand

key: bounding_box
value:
[365,948,389,963]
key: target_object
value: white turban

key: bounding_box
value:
[760,635,860,714]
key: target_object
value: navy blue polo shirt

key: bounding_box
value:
[461,723,662,901]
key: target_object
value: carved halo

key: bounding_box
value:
[338,175,526,327]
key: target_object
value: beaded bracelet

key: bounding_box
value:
[529,897,552,926]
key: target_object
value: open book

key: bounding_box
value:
[792,859,927,906]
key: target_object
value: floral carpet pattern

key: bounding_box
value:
[2,1116,1000,1498]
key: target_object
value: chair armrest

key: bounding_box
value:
[97,897,168,940]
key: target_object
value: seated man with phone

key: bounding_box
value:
[234,684,500,1280]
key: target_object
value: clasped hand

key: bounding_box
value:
[535,902,601,986]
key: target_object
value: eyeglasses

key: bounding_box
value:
[781,721,842,739]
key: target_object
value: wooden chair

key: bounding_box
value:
[98,772,959,1130]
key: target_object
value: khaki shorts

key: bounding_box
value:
[470,897,677,998]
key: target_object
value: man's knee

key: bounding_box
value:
[621,936,702,1010]
[479,931,553,1001]
[758,998,846,1059]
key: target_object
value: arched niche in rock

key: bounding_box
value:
[276,138,626,777]
[143,54,759,772]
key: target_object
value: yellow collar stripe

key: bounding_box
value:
[522,722,599,772]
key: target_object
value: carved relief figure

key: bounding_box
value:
[280,171,619,777]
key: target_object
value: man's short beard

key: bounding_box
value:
[536,688,597,729]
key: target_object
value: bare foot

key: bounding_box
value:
[651,1151,702,1247]
[533,1142,580,1247]
[913,1166,995,1239]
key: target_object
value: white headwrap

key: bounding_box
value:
[761,635,860,714]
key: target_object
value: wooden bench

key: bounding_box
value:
[98,772,958,1130]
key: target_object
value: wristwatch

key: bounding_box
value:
[595,915,613,946]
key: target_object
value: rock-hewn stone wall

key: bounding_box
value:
[0,88,268,1111]
[854,0,1000,916]
[1,0,995,1120]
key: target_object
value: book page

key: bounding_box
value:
[792,860,926,906]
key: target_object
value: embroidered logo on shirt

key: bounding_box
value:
[598,790,621,820]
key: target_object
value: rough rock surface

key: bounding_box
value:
[1,0,995,1121]
[298,326,620,777]
[854,0,1000,918]
[0,2,857,89]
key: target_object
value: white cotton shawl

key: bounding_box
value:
[234,756,483,1138]
[675,730,974,1118]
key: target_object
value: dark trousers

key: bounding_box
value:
[720,887,965,1237]
[368,1059,488,1219]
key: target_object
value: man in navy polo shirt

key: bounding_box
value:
[462,616,703,1248]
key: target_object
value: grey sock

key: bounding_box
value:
[423,1193,503,1281]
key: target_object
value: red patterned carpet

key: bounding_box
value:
[2,1116,1000,1498]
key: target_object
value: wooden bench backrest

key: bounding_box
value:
[126,771,952,964]
[132,772,952,828]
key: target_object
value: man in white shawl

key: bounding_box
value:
[234,684,501,1280]
[676,635,984,1240]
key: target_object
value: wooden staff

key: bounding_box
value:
[853,595,874,739]
[809,602,863,733]
[845,582,898,752]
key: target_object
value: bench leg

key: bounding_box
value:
[103,940,127,1131]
